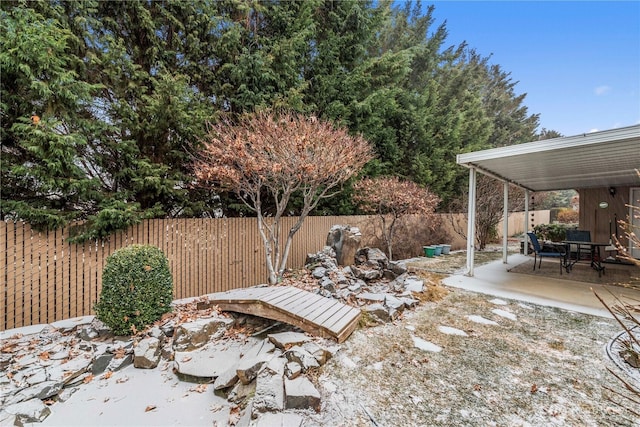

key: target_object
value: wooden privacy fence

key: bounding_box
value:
[1,216,373,331]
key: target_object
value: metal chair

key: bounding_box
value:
[526,232,566,274]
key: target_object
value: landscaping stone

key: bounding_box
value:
[213,366,239,390]
[285,362,302,379]
[133,337,161,369]
[172,316,234,351]
[284,376,321,411]
[252,357,285,414]
[412,336,442,353]
[4,398,51,424]
[255,412,304,427]
[268,332,311,350]
[284,346,320,371]
[326,225,361,266]
[174,339,245,378]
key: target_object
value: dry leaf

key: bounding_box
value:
[181,356,192,363]
[43,399,55,405]
[39,351,50,361]
[530,384,538,394]
[83,374,94,384]
[191,384,208,393]
[101,371,113,380]
[474,384,482,391]
[145,405,157,412]
[114,348,126,359]
[116,376,129,384]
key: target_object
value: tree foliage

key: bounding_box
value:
[1,0,546,240]
[353,176,440,260]
[193,111,374,284]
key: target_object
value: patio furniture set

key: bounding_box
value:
[527,230,612,277]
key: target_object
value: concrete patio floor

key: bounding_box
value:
[442,254,640,318]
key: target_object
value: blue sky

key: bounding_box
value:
[428,1,640,137]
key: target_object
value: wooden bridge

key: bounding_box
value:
[205,286,361,343]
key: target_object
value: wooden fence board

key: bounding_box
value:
[1,215,378,330]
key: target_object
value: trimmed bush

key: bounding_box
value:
[94,244,173,335]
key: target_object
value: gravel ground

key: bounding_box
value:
[307,287,636,426]
[301,249,639,427]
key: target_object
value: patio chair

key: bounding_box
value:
[526,232,566,274]
[565,229,591,260]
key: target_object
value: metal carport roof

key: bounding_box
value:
[456,124,640,192]
[455,124,640,276]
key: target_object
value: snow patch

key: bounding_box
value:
[466,315,499,326]
[412,336,442,353]
[437,325,468,336]
[492,309,517,321]
[489,298,508,305]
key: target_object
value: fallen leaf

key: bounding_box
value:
[116,376,129,384]
[101,371,113,380]
[530,384,538,394]
[39,351,50,361]
[114,348,126,359]
[83,374,94,384]
[191,384,208,393]
[145,405,157,412]
[43,399,55,405]
[474,384,482,391]
[181,356,192,363]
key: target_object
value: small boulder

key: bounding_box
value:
[133,337,161,369]
[284,376,321,411]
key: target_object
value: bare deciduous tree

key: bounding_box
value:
[193,111,374,284]
[448,175,525,250]
[353,176,440,260]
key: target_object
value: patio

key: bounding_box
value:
[443,253,640,318]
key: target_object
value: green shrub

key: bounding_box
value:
[533,223,575,242]
[94,244,173,335]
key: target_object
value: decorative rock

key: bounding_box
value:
[319,277,336,293]
[403,277,424,293]
[355,247,389,270]
[172,317,234,351]
[228,380,257,404]
[311,266,327,279]
[284,346,320,371]
[302,341,332,365]
[389,260,408,276]
[252,357,285,413]
[236,340,277,385]
[174,339,245,378]
[285,362,302,379]
[4,398,51,424]
[326,225,361,266]
[351,266,381,281]
[48,353,93,384]
[267,332,312,350]
[284,376,321,411]
[255,412,304,427]
[213,366,239,390]
[133,337,161,369]
[384,295,406,312]
[363,303,394,323]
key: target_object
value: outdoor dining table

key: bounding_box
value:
[562,240,610,277]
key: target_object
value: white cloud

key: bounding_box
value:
[594,85,611,95]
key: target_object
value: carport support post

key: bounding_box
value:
[503,182,509,263]
[466,167,477,276]
[524,190,530,253]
